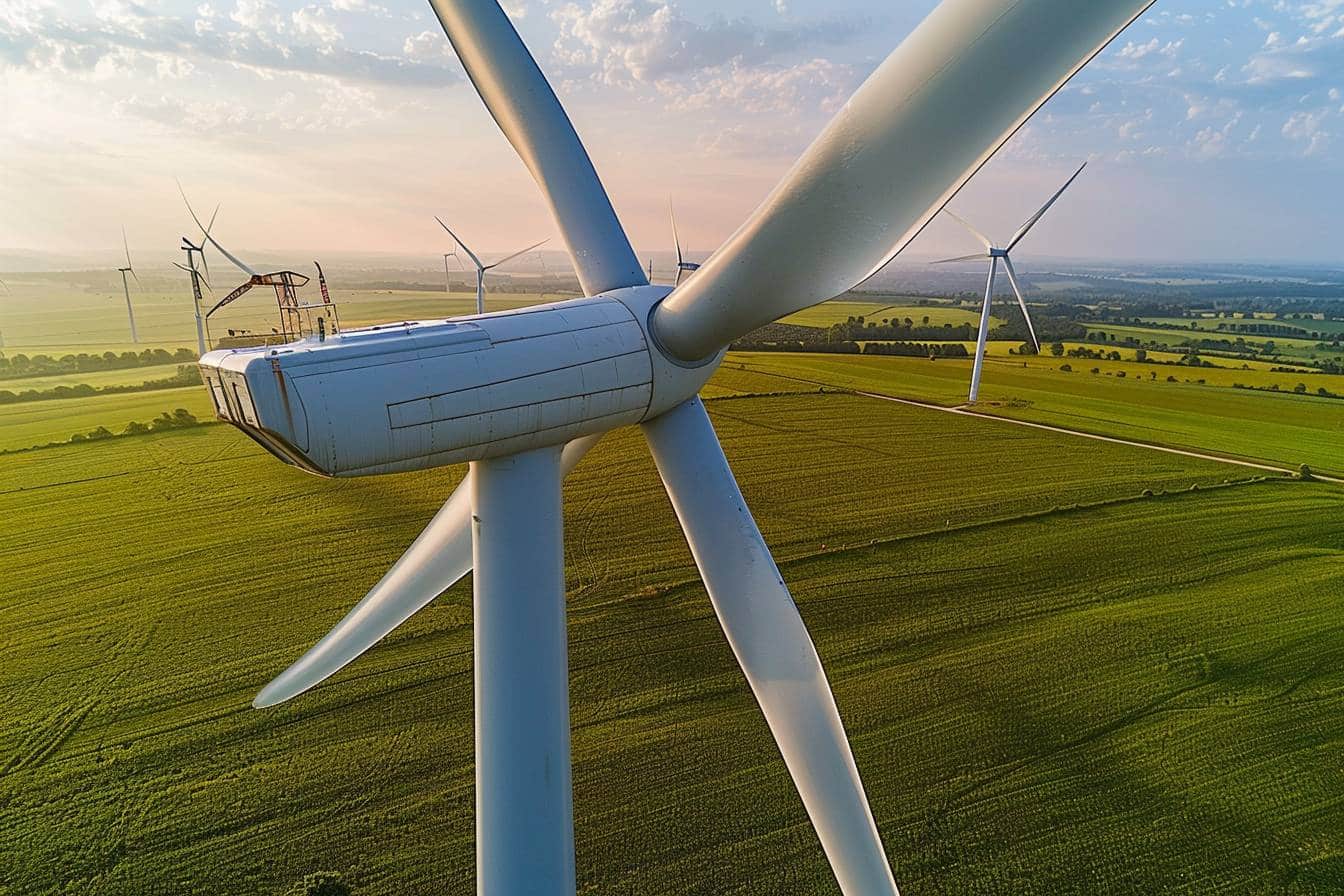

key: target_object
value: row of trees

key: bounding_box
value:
[0,365,201,405]
[0,348,199,379]
[734,339,970,358]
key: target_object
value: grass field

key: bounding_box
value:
[722,352,1344,477]
[3,385,1342,895]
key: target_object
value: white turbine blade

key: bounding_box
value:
[642,397,899,896]
[179,182,258,277]
[255,434,601,707]
[942,209,993,250]
[1001,255,1040,351]
[199,204,219,286]
[650,0,1152,362]
[122,226,133,271]
[931,253,988,264]
[483,237,549,271]
[435,217,485,271]
[670,198,685,267]
[429,0,645,296]
[1006,160,1087,252]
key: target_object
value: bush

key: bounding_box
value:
[1090,367,1100,375]
[1059,363,1072,372]
[1299,464,1314,481]
[290,871,351,896]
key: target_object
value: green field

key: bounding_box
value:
[1084,322,1340,364]
[4,384,1342,895]
[1139,315,1344,337]
[722,352,1344,477]
[0,386,213,451]
[0,362,188,393]
[781,298,997,330]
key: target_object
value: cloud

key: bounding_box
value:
[0,1,458,88]
[550,0,865,85]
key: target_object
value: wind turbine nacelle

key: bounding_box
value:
[197,287,717,477]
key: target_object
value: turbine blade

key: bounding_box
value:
[179,181,259,277]
[0,279,8,294]
[482,237,549,271]
[435,217,485,270]
[254,434,601,707]
[200,204,219,285]
[942,209,993,250]
[642,397,898,896]
[1006,160,1087,252]
[649,0,1152,362]
[1001,255,1040,351]
[122,226,133,270]
[670,198,684,266]
[931,253,988,264]
[429,0,645,295]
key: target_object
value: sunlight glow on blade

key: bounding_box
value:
[651,0,1155,361]
[428,0,645,296]
[643,397,899,896]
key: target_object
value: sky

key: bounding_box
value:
[2,0,1344,267]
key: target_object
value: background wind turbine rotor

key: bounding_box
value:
[936,161,1086,402]
[670,200,700,286]
[225,2,1156,894]
[435,217,546,314]
[117,226,140,344]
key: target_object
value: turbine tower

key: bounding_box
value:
[197,1,1154,893]
[435,218,547,314]
[117,227,140,344]
[442,250,464,293]
[935,162,1087,403]
[176,204,218,356]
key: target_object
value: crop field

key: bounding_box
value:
[722,352,1344,477]
[3,381,1343,895]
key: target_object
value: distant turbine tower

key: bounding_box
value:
[435,218,547,314]
[117,227,141,344]
[176,204,218,356]
[935,161,1086,403]
[669,201,699,286]
[442,252,460,293]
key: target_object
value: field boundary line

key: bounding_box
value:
[849,390,1344,484]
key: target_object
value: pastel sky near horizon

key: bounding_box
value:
[2,0,1343,266]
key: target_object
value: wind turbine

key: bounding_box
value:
[435,218,547,314]
[670,200,699,286]
[935,162,1087,403]
[198,1,1154,893]
[176,204,218,356]
[117,227,140,344]
[442,250,464,293]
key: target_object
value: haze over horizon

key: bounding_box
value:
[4,0,1343,266]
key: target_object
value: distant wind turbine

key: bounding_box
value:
[117,227,141,344]
[435,218,547,314]
[175,204,218,356]
[670,201,700,286]
[935,161,1086,403]
[442,251,464,293]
